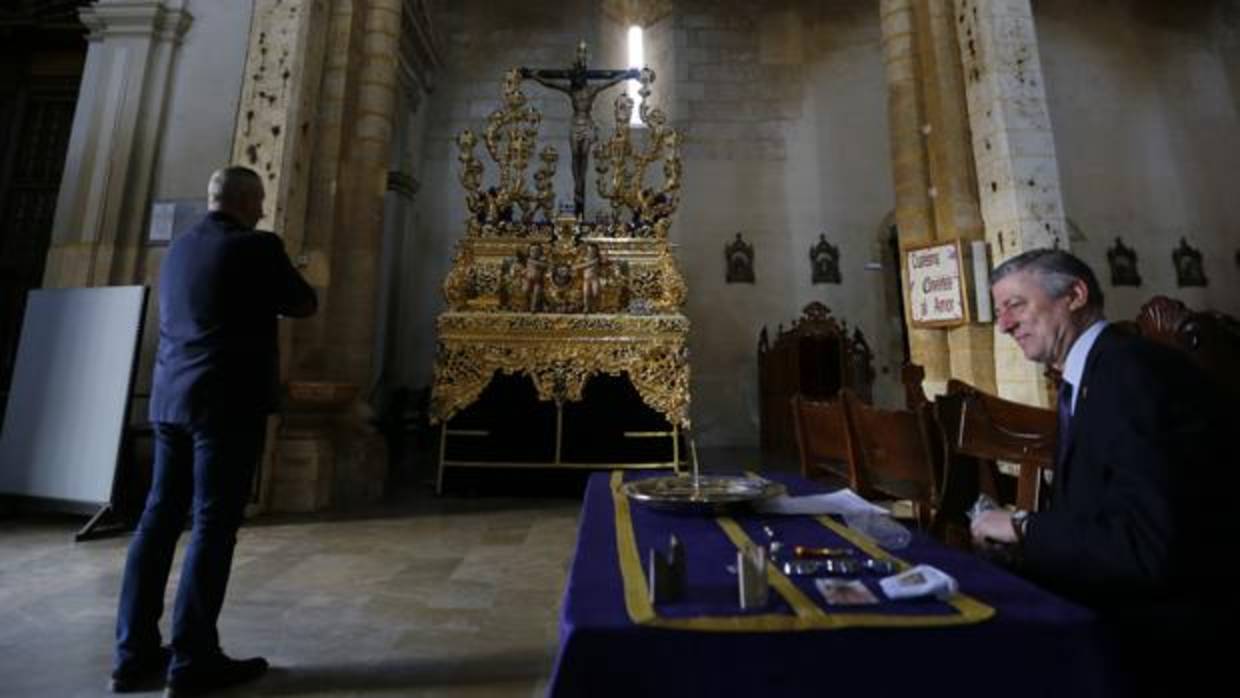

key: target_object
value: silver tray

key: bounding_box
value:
[622,475,786,514]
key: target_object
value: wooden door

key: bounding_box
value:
[0,6,87,420]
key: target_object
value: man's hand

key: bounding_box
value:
[971,510,1018,546]
[294,250,329,287]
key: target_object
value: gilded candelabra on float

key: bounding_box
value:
[431,61,691,432]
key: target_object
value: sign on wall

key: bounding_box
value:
[147,199,208,244]
[905,239,971,328]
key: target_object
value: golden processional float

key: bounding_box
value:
[429,49,691,492]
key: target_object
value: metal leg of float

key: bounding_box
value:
[554,401,564,466]
[436,422,448,495]
[672,424,680,475]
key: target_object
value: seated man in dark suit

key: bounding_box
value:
[111,166,316,695]
[972,248,1232,685]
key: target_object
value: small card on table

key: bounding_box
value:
[814,578,879,606]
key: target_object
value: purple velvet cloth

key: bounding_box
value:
[548,472,1125,698]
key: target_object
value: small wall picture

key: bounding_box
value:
[1172,237,1207,288]
[726,232,755,284]
[809,233,841,284]
[1106,236,1141,287]
[147,199,207,245]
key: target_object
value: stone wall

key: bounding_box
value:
[152,1,255,203]
[48,0,255,395]
[669,0,899,446]
[402,0,900,448]
[1037,0,1240,321]
[40,0,1240,461]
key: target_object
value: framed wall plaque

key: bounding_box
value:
[905,238,971,329]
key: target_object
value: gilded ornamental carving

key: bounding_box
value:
[431,50,691,427]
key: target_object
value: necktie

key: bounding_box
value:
[1055,380,1073,467]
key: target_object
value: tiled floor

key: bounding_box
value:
[0,447,773,698]
[0,479,582,697]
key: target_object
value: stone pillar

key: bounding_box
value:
[230,0,400,511]
[230,0,339,514]
[881,0,993,397]
[300,0,403,507]
[231,0,330,254]
[325,0,403,387]
[955,0,1067,406]
[881,0,949,396]
[294,0,367,378]
[43,0,192,288]
[916,0,995,394]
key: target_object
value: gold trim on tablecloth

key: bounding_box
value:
[611,472,995,631]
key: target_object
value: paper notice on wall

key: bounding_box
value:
[148,202,177,243]
[148,200,209,244]
[906,241,967,327]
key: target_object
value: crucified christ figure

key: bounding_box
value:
[520,41,639,218]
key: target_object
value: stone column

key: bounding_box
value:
[229,0,337,513]
[324,0,403,387]
[229,0,402,511]
[294,0,367,378]
[881,0,993,397]
[43,0,192,288]
[955,0,1067,406]
[231,0,331,254]
[881,0,949,397]
[915,0,995,394]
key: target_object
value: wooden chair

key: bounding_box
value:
[901,362,929,410]
[839,389,940,527]
[759,302,875,459]
[1135,296,1240,399]
[935,380,1057,517]
[790,393,859,490]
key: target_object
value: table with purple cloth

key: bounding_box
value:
[547,471,1124,698]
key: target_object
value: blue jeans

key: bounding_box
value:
[114,418,265,675]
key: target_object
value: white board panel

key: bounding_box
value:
[0,286,147,505]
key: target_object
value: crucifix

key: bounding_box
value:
[520,41,640,218]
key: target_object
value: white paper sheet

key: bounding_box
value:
[754,488,889,516]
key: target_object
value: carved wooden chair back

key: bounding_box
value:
[1136,296,1190,347]
[938,379,1057,513]
[840,389,940,527]
[790,393,859,490]
[1178,311,1240,398]
[1136,296,1240,399]
[759,302,875,458]
[901,362,929,410]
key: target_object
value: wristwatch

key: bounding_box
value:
[1011,510,1030,543]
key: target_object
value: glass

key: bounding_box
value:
[843,511,912,550]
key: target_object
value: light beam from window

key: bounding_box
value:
[627,25,644,126]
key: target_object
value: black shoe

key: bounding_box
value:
[164,655,268,697]
[109,645,172,693]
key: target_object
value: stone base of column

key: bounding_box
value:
[269,434,335,513]
[267,381,387,512]
[332,426,388,510]
[43,241,118,288]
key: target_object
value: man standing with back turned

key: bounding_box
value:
[972,248,1232,686]
[111,166,316,696]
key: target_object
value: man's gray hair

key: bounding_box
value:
[207,166,261,206]
[991,248,1105,311]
